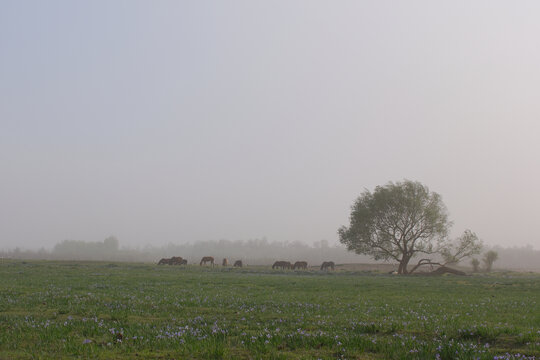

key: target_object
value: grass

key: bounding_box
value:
[0,260,538,359]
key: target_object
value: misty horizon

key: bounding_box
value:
[3,237,540,272]
[2,2,540,251]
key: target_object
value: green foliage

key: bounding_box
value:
[0,260,538,359]
[339,180,451,273]
[440,230,483,265]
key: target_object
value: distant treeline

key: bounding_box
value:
[0,238,367,265]
[1,238,539,271]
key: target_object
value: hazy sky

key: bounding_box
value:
[1,1,539,251]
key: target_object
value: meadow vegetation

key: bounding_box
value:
[0,260,538,359]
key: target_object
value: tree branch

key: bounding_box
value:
[409,258,444,274]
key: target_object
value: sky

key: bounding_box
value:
[1,1,539,251]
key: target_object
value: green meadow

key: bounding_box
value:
[0,260,538,359]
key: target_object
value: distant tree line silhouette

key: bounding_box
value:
[1,238,539,271]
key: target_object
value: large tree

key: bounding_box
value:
[338,180,482,274]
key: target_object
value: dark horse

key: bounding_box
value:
[158,256,183,265]
[200,256,215,266]
[320,261,335,271]
[293,261,308,270]
[233,260,243,267]
[180,259,188,265]
[222,258,228,266]
[272,261,292,270]
[170,256,183,265]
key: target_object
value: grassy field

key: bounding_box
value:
[0,260,538,359]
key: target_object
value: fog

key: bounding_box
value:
[1,1,539,252]
[3,238,540,272]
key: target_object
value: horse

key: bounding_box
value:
[272,261,292,270]
[320,261,335,271]
[233,260,243,267]
[200,256,215,266]
[222,258,228,266]
[180,259,188,265]
[170,256,183,265]
[293,261,308,270]
[158,258,171,265]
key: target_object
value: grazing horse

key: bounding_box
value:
[293,261,308,270]
[233,260,243,267]
[158,258,171,265]
[200,256,215,266]
[320,261,335,271]
[180,259,188,265]
[170,256,183,265]
[158,257,183,265]
[272,261,292,270]
[222,258,228,266]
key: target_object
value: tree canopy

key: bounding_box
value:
[338,180,482,274]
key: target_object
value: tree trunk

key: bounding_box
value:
[398,256,411,275]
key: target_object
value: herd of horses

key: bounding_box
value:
[272,261,335,270]
[157,256,335,271]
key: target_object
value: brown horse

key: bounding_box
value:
[158,256,183,265]
[272,261,292,270]
[200,256,215,266]
[233,260,243,267]
[293,261,308,270]
[222,258,228,266]
[320,261,335,271]
[158,258,171,265]
[170,256,183,265]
